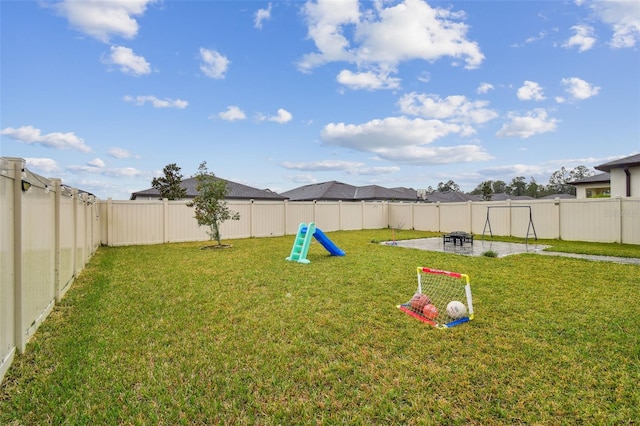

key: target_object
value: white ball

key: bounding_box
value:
[446,301,467,319]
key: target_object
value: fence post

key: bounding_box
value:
[163,198,169,243]
[51,178,63,302]
[10,158,26,353]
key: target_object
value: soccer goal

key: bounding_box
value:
[398,267,474,328]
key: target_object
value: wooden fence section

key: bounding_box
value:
[2,157,639,384]
[1,158,100,384]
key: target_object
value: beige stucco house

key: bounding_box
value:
[595,153,640,197]
[572,172,611,198]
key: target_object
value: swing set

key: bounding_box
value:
[482,205,538,244]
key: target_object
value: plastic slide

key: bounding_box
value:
[286,222,345,263]
[312,228,346,257]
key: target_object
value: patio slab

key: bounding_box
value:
[381,237,640,264]
[381,237,550,258]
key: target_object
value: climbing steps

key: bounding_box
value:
[286,222,316,264]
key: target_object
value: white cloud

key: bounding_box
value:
[298,0,484,86]
[199,48,230,79]
[281,160,400,176]
[124,95,188,108]
[104,45,151,76]
[25,158,62,174]
[517,81,545,101]
[496,109,558,139]
[52,0,155,43]
[398,93,498,124]
[281,160,365,171]
[1,125,92,153]
[336,69,401,90]
[563,25,596,52]
[266,108,293,124]
[88,158,106,168]
[561,77,600,100]
[320,116,492,164]
[68,163,143,177]
[255,3,272,29]
[589,0,640,48]
[218,106,247,121]
[108,147,135,159]
[477,82,494,94]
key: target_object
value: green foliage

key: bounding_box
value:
[481,249,498,257]
[151,163,187,200]
[2,230,638,424]
[186,161,240,245]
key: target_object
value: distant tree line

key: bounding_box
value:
[426,165,595,200]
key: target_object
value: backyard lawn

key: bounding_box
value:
[1,229,639,424]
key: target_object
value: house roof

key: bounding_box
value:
[279,181,418,201]
[130,177,286,200]
[423,191,478,202]
[570,172,610,185]
[540,193,576,199]
[595,153,640,172]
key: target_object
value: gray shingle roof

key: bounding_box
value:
[131,177,286,200]
[570,172,610,185]
[595,153,640,172]
[279,181,417,201]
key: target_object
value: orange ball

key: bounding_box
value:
[410,294,431,312]
[422,303,438,320]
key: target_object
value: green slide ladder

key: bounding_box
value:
[286,222,317,264]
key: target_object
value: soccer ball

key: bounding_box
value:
[410,294,431,312]
[422,303,438,320]
[446,301,467,319]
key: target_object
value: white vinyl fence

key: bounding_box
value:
[2,157,639,384]
[1,158,100,384]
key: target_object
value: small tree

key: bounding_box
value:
[151,163,187,200]
[480,180,493,201]
[186,162,240,246]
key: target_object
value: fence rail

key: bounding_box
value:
[2,158,639,384]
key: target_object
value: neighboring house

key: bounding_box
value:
[422,191,534,203]
[280,181,418,202]
[594,153,640,197]
[570,173,611,198]
[130,177,287,201]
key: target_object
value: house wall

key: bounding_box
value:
[610,166,640,197]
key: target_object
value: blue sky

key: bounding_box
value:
[1,0,639,200]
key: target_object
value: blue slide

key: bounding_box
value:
[313,228,346,257]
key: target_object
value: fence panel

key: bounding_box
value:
[58,188,76,298]
[251,201,286,237]
[620,199,640,244]
[389,203,413,230]
[363,202,388,229]
[559,198,622,243]
[313,202,340,231]
[284,202,315,234]
[340,202,364,231]
[412,204,439,232]
[439,202,471,233]
[22,185,56,347]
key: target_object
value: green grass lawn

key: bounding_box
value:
[1,229,639,424]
